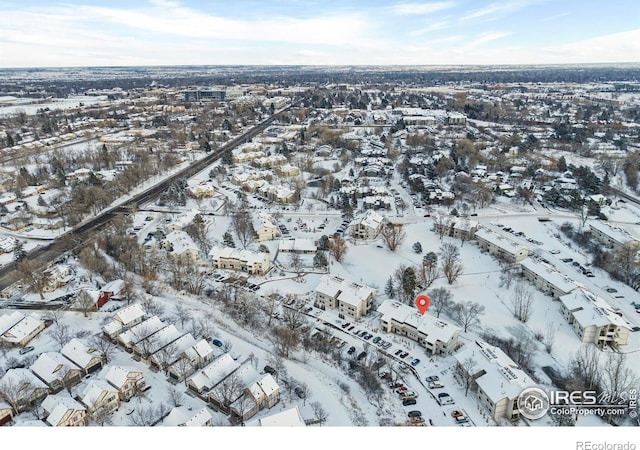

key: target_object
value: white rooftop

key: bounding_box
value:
[377,300,461,345]
[257,406,306,427]
[315,275,376,308]
[560,289,631,330]
[454,340,536,404]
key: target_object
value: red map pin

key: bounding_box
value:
[415,294,430,315]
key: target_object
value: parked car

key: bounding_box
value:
[428,381,444,389]
[395,349,403,356]
[19,346,34,355]
[211,339,223,348]
[347,346,356,355]
[357,351,367,361]
[294,386,306,399]
[437,392,454,406]
[399,351,409,358]
[400,392,417,401]
[425,375,439,383]
[395,386,407,394]
[402,398,417,406]
[264,365,277,376]
[372,336,381,344]
[411,358,420,367]
[408,410,422,418]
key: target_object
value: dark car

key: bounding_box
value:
[395,349,403,356]
[347,346,356,354]
[408,410,422,418]
[211,339,223,348]
[19,346,35,355]
[264,365,277,376]
[400,351,409,358]
[357,351,367,360]
[425,375,439,382]
[402,398,417,406]
[294,386,306,399]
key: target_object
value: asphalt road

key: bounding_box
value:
[0,106,291,294]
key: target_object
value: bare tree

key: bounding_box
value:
[16,259,50,300]
[439,242,463,285]
[231,207,256,249]
[419,252,440,289]
[452,301,485,332]
[429,287,453,318]
[282,304,307,331]
[613,241,640,286]
[497,257,517,289]
[0,375,34,415]
[269,326,300,358]
[166,385,185,407]
[511,281,534,323]
[460,357,478,396]
[433,215,452,241]
[89,334,115,364]
[328,236,348,262]
[289,252,304,278]
[74,289,96,317]
[48,323,72,349]
[380,223,406,251]
[569,344,601,391]
[174,304,190,329]
[310,400,328,425]
[543,323,557,354]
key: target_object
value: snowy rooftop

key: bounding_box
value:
[351,209,384,230]
[279,238,317,253]
[79,379,118,409]
[255,406,306,427]
[43,394,85,427]
[31,352,81,384]
[61,338,101,369]
[164,230,199,256]
[589,221,640,246]
[0,311,44,344]
[184,338,214,363]
[315,275,376,308]
[189,353,240,392]
[161,406,212,426]
[519,257,577,293]
[1,368,47,390]
[104,365,142,389]
[112,303,146,326]
[475,228,528,255]
[209,246,269,265]
[118,316,165,346]
[377,300,461,344]
[454,340,536,404]
[559,289,631,330]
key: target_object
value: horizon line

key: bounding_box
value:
[2,62,640,71]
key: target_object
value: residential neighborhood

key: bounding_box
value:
[0,63,639,437]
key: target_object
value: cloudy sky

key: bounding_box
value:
[1,0,639,67]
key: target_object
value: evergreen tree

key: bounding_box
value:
[313,251,328,268]
[401,267,417,302]
[222,231,235,248]
[317,235,329,251]
[384,276,395,299]
[412,242,423,254]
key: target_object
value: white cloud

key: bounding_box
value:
[390,1,456,16]
[460,0,537,22]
